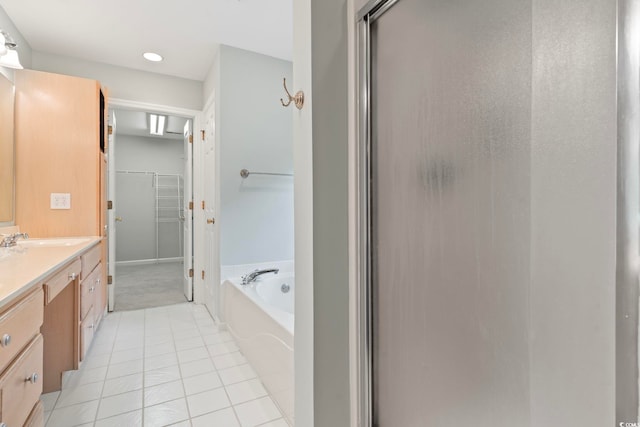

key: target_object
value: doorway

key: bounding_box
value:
[107,103,198,312]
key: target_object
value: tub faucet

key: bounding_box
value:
[0,233,29,248]
[241,268,279,285]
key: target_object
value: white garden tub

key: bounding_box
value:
[223,273,294,425]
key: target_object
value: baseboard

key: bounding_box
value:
[116,258,183,267]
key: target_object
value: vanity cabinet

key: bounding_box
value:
[79,244,105,361]
[14,69,109,315]
[0,287,44,427]
[41,242,107,393]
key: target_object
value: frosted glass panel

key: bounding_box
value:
[370,0,532,425]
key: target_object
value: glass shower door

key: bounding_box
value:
[364,0,532,425]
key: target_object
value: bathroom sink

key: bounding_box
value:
[17,237,92,247]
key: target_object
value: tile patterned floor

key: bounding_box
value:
[41,303,290,427]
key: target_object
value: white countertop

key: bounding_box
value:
[0,237,102,309]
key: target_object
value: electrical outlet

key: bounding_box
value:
[50,193,71,210]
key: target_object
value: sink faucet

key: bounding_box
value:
[241,268,279,285]
[0,233,29,248]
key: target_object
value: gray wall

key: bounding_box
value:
[31,51,203,110]
[310,0,350,426]
[115,134,184,262]
[217,45,294,266]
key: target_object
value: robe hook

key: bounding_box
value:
[280,78,304,110]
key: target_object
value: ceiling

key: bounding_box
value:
[113,109,188,141]
[0,0,293,81]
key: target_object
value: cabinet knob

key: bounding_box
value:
[1,334,11,347]
[89,287,95,293]
[26,373,38,383]
[207,218,215,224]
[88,324,94,329]
[68,272,77,280]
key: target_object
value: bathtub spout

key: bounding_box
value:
[241,268,279,285]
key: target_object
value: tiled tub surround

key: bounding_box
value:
[41,303,290,427]
[223,273,294,425]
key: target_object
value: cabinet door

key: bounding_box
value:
[0,335,43,427]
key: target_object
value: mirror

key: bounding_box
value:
[0,73,14,223]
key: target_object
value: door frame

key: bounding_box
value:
[107,98,204,306]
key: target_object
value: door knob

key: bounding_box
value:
[207,218,215,224]
[115,216,123,222]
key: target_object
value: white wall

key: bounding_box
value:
[114,134,184,262]
[214,45,294,266]
[116,134,184,174]
[31,51,203,110]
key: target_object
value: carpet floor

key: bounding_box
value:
[114,262,188,311]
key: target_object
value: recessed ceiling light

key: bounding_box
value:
[143,52,163,62]
[149,114,166,136]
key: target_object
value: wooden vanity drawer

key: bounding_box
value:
[0,334,43,427]
[81,243,101,280]
[80,266,99,321]
[43,259,81,304]
[0,289,43,372]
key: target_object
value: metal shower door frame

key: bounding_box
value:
[355,0,401,425]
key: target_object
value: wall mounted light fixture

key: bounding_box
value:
[0,30,23,69]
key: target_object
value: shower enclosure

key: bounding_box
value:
[115,170,184,263]
[356,0,631,425]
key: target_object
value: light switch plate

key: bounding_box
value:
[51,193,71,210]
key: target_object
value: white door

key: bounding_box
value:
[183,120,194,301]
[202,107,218,317]
[107,112,117,311]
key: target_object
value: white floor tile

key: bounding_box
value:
[218,364,258,386]
[234,397,282,427]
[113,337,144,352]
[50,303,286,427]
[177,346,210,364]
[257,419,290,427]
[40,391,60,412]
[186,388,231,418]
[191,407,240,427]
[110,347,144,364]
[207,341,240,357]
[56,381,104,408]
[182,371,223,396]
[81,353,111,369]
[94,409,143,427]
[144,397,190,427]
[107,358,144,379]
[145,352,179,371]
[46,400,99,427]
[96,389,143,420]
[103,373,144,397]
[225,379,268,405]
[145,365,182,387]
[145,341,176,357]
[67,366,108,387]
[212,351,247,370]
[144,380,185,407]
[174,336,205,351]
[180,357,215,378]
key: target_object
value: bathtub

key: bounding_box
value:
[223,273,294,425]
